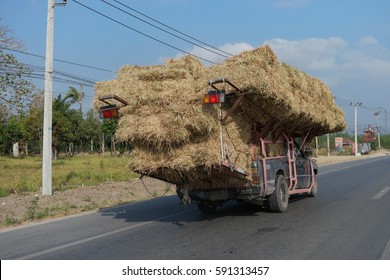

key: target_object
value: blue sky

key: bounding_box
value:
[1,0,390,135]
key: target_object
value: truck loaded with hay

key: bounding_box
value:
[95,45,346,213]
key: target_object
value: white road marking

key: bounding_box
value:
[17,208,195,260]
[372,187,390,200]
[381,237,390,260]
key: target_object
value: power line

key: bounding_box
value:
[0,67,95,87]
[72,0,218,65]
[0,46,113,73]
[1,61,96,87]
[361,105,379,112]
[20,62,97,84]
[105,0,232,58]
[334,96,353,105]
[335,102,350,108]
[113,0,234,57]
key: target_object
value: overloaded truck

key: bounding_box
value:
[96,46,345,214]
[99,77,318,213]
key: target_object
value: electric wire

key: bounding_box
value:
[72,0,217,65]
[20,62,97,84]
[102,0,230,59]
[0,46,113,73]
[0,69,95,87]
[112,0,234,57]
[0,51,96,86]
[1,62,96,87]
[334,96,354,106]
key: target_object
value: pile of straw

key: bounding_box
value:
[94,45,346,189]
[208,45,345,134]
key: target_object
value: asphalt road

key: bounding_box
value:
[1,156,390,260]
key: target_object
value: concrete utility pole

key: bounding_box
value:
[42,0,66,196]
[42,0,54,195]
[374,108,382,149]
[351,102,362,156]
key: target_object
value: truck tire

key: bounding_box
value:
[197,201,217,214]
[268,175,289,213]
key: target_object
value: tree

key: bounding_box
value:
[0,104,11,155]
[0,22,23,50]
[0,92,45,157]
[101,118,118,155]
[65,85,84,114]
[22,93,44,155]
[0,22,35,112]
[0,109,28,156]
[52,95,83,158]
[6,114,24,157]
[80,109,102,154]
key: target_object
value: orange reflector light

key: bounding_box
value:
[99,105,119,119]
[203,94,210,104]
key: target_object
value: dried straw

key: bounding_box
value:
[94,45,346,189]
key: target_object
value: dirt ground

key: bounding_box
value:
[1,149,389,229]
[0,177,176,229]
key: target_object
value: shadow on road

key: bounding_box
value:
[97,193,309,226]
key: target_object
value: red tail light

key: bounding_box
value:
[99,105,119,119]
[203,90,225,104]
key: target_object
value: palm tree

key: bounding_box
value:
[65,85,84,114]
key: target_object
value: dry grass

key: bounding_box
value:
[208,46,346,134]
[94,45,346,189]
[0,155,138,197]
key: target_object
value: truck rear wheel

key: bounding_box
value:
[197,201,217,214]
[268,175,289,213]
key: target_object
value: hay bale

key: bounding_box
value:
[207,45,346,134]
[94,45,346,188]
[96,56,217,151]
[128,113,252,173]
[128,114,253,190]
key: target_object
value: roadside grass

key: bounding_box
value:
[0,155,139,197]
